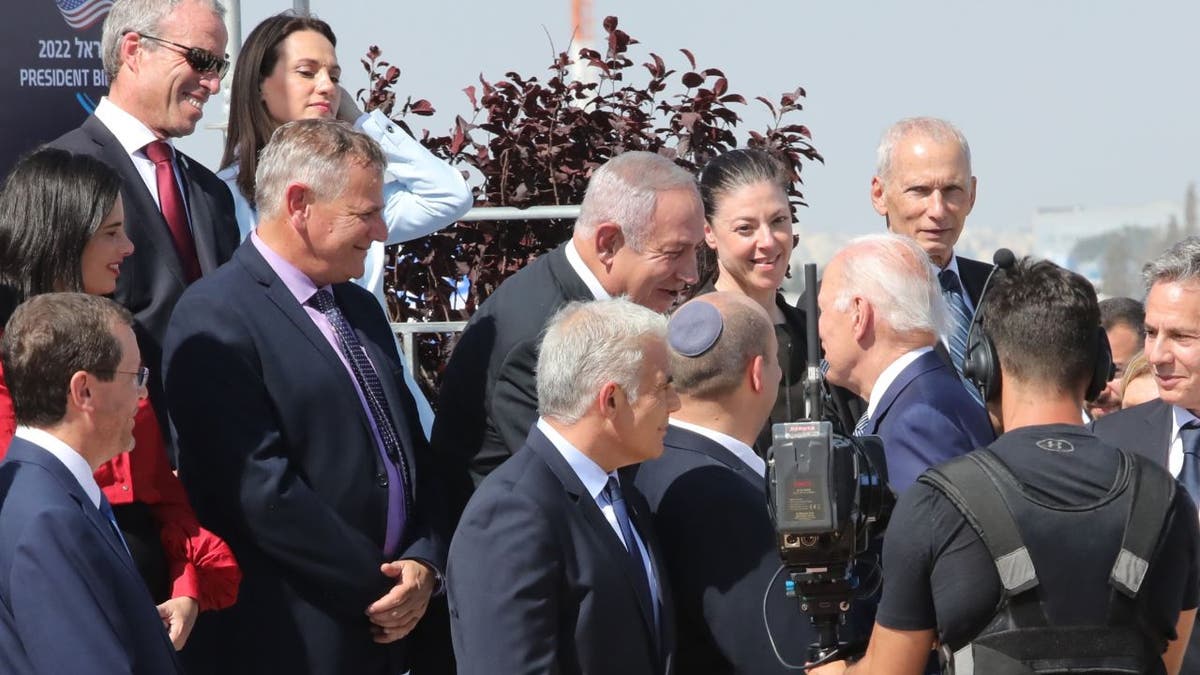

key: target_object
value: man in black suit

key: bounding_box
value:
[630,292,815,673]
[448,298,677,675]
[163,120,445,674]
[1094,237,1200,670]
[432,150,706,521]
[49,0,240,453]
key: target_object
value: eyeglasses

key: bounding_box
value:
[136,33,230,78]
[103,366,151,389]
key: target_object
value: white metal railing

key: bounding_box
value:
[390,204,582,370]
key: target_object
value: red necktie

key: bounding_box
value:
[143,140,201,282]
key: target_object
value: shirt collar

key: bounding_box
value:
[251,231,325,305]
[867,346,934,418]
[94,97,167,158]
[13,426,102,508]
[668,418,765,478]
[537,417,612,501]
[1171,405,1200,443]
[565,239,611,301]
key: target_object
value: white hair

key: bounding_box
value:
[574,151,698,252]
[537,298,668,424]
[101,0,227,79]
[1144,236,1200,291]
[875,117,971,181]
[255,119,386,221]
[832,233,945,336]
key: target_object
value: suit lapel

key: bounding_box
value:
[527,431,662,649]
[664,425,762,491]
[546,244,596,301]
[1149,399,1174,468]
[955,255,993,308]
[178,153,221,273]
[82,116,188,287]
[868,351,942,434]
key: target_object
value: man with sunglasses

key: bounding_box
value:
[49,0,240,469]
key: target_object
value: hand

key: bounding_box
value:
[807,660,849,675]
[365,559,436,644]
[335,85,364,123]
[157,596,200,650]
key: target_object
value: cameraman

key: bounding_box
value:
[818,258,1199,675]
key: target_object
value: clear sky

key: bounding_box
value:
[181,0,1200,237]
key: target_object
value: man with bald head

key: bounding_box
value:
[871,117,991,397]
[631,291,822,673]
[433,150,706,521]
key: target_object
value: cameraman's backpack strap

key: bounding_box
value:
[1109,450,1176,599]
[919,450,1039,597]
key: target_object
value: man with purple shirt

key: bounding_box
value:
[162,119,445,674]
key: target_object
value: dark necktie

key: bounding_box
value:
[938,269,985,406]
[1178,421,1200,504]
[308,289,410,554]
[604,476,656,634]
[143,140,201,283]
[98,495,132,560]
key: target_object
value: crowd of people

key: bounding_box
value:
[0,0,1198,674]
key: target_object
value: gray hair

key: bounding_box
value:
[875,117,971,182]
[255,119,386,221]
[669,293,772,399]
[537,298,668,424]
[831,233,945,336]
[574,151,698,252]
[102,0,227,79]
[1143,236,1200,291]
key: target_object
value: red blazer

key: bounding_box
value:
[0,362,239,611]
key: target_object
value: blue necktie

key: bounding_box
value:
[938,269,985,406]
[1178,421,1200,504]
[98,495,132,559]
[308,289,411,552]
[604,476,656,635]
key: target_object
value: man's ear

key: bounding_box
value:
[67,371,94,413]
[749,355,766,394]
[594,223,625,267]
[851,296,872,342]
[967,175,978,213]
[703,222,719,251]
[117,32,141,76]
[285,183,311,228]
[870,176,888,217]
[596,381,622,421]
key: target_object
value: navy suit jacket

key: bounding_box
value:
[629,424,811,673]
[0,437,181,674]
[162,241,446,674]
[863,350,995,493]
[432,243,593,522]
[448,426,674,675]
[50,115,240,458]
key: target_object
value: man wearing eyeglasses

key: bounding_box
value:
[0,293,183,674]
[49,0,240,469]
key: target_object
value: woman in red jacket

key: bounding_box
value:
[0,147,240,649]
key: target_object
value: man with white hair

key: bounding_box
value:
[871,117,991,400]
[432,150,706,521]
[163,119,444,674]
[448,297,677,675]
[819,233,994,494]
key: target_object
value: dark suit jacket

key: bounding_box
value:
[50,114,240,457]
[1091,398,1200,667]
[0,437,182,674]
[162,242,446,674]
[629,424,811,674]
[863,350,995,493]
[432,243,593,521]
[448,426,674,675]
[954,255,992,307]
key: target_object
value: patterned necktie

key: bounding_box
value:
[143,140,201,282]
[938,269,985,406]
[1178,421,1200,504]
[308,289,411,552]
[98,495,133,560]
[854,411,870,437]
[604,476,656,633]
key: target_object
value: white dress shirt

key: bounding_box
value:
[866,346,935,420]
[13,426,102,509]
[94,97,191,229]
[668,418,765,478]
[1168,405,1200,477]
[564,239,611,300]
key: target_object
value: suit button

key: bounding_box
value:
[376,472,389,487]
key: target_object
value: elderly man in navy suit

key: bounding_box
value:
[0,293,181,674]
[818,233,993,495]
[630,292,821,673]
[448,298,678,675]
[163,119,444,674]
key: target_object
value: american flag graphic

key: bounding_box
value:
[56,0,113,31]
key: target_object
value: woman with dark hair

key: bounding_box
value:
[0,147,240,650]
[698,149,863,448]
[217,11,472,435]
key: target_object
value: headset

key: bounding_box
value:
[961,249,1114,403]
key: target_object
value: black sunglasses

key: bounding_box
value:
[136,33,230,78]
